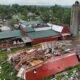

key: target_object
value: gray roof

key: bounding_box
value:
[0,28,60,41]
[24,27,34,32]
[20,24,35,32]
[28,30,59,39]
[19,20,42,26]
[19,20,43,32]
[0,30,22,39]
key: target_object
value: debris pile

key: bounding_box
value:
[8,40,77,79]
[8,48,52,70]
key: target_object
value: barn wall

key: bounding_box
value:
[26,53,78,80]
[32,36,58,45]
[61,27,70,34]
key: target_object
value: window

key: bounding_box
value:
[33,69,37,74]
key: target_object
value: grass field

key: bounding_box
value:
[0,47,28,80]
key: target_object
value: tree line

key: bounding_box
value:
[0,4,71,25]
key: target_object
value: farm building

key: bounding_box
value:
[0,20,70,50]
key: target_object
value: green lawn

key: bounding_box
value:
[0,51,8,63]
[0,47,28,80]
[0,62,19,80]
[0,46,28,63]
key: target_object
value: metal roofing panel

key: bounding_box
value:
[20,20,42,26]
[52,25,63,32]
[25,27,34,32]
[28,30,59,39]
[34,27,51,31]
[20,24,34,32]
[22,37,32,43]
[0,30,22,39]
[47,23,63,33]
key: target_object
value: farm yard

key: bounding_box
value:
[0,40,80,80]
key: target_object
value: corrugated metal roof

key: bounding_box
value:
[20,24,34,32]
[52,25,63,32]
[47,23,63,33]
[24,27,34,32]
[22,37,32,43]
[19,20,42,26]
[34,27,51,31]
[28,30,59,39]
[0,30,22,39]
[19,20,43,32]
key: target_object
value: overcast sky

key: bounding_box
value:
[0,0,79,6]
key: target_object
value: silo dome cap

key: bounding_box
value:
[75,1,79,5]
